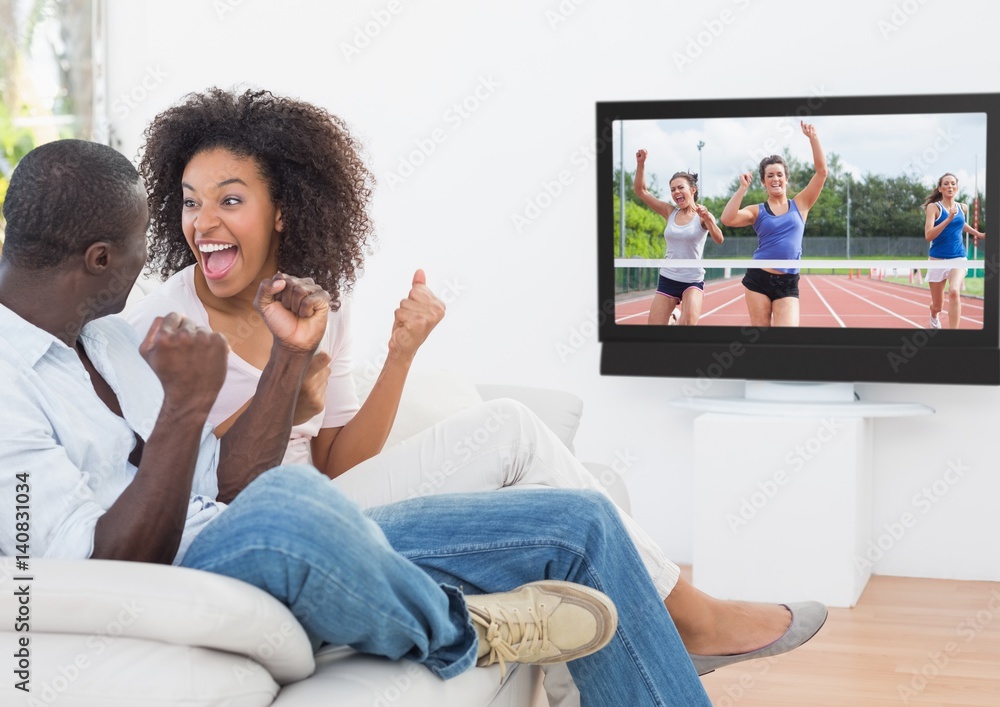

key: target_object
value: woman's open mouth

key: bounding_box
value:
[198,242,239,280]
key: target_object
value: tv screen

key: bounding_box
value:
[596,93,1000,385]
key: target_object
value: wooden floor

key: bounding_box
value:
[694,572,1000,706]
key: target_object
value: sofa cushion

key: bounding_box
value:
[271,646,542,707]
[476,384,584,453]
[0,633,278,707]
[354,368,484,448]
[0,558,315,685]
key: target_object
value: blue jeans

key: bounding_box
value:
[181,466,711,706]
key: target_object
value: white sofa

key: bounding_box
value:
[1,372,628,707]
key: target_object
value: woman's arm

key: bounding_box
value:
[310,355,408,477]
[695,203,724,244]
[924,202,954,242]
[311,270,445,478]
[720,173,758,227]
[792,122,828,217]
[959,204,986,241]
[634,149,674,219]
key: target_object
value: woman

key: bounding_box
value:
[922,173,985,329]
[125,88,826,682]
[721,121,827,326]
[127,88,442,476]
[634,149,724,325]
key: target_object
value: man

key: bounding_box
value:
[0,140,711,704]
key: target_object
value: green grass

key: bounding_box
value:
[797,255,925,276]
[800,255,924,260]
[883,275,984,297]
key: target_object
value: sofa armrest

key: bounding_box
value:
[0,558,315,685]
[475,384,583,453]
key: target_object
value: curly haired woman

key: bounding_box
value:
[127,87,445,476]
[124,89,827,693]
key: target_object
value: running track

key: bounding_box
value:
[614,275,985,329]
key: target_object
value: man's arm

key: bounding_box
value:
[215,274,330,503]
[95,314,228,563]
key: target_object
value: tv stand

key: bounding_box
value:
[673,381,932,418]
[671,383,933,608]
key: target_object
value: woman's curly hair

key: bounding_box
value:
[139,87,374,310]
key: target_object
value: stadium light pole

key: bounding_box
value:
[845,177,851,261]
[697,140,705,191]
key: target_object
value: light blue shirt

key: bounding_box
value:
[0,303,224,564]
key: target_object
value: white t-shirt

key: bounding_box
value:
[121,265,360,466]
[660,209,709,283]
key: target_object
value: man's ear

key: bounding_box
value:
[82,241,113,275]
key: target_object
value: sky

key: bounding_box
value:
[612,112,988,201]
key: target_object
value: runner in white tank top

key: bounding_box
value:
[633,149,724,325]
[661,208,710,283]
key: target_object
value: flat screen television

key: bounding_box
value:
[596,93,1000,386]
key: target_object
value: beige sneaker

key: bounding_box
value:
[464,580,618,679]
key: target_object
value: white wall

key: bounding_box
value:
[106,0,1000,583]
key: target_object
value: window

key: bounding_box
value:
[0,0,104,243]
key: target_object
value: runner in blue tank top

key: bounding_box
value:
[634,149,725,325]
[922,173,986,329]
[721,121,828,327]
